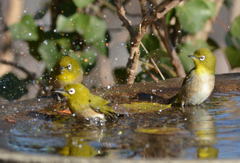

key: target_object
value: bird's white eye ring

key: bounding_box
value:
[67,63,72,70]
[69,88,75,95]
[199,55,205,61]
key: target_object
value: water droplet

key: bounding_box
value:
[43,40,48,45]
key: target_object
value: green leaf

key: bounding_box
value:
[10,14,39,41]
[56,14,75,33]
[84,16,106,43]
[57,13,90,34]
[33,6,49,20]
[230,15,240,37]
[38,40,63,72]
[225,46,240,69]
[92,39,108,56]
[80,51,97,73]
[74,14,90,35]
[84,16,107,55]
[70,51,97,73]
[140,34,160,58]
[178,40,210,72]
[56,14,108,56]
[176,0,216,34]
[55,38,72,51]
[0,73,28,101]
[27,28,46,61]
[73,0,94,8]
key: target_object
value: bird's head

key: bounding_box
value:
[188,48,216,75]
[54,83,90,101]
[54,56,82,77]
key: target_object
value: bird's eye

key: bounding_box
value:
[69,88,75,95]
[67,63,72,70]
[199,55,205,61]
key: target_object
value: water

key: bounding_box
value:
[4,92,240,159]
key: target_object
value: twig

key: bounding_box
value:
[115,0,182,84]
[216,17,240,50]
[159,17,185,77]
[0,60,46,89]
[216,17,229,31]
[145,70,159,82]
[140,42,165,80]
[140,0,185,77]
[115,0,135,37]
[100,0,116,12]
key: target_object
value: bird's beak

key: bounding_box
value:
[58,66,65,71]
[53,88,67,94]
[188,55,198,59]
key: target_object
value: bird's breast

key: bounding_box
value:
[179,74,215,105]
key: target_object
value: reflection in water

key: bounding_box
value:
[185,105,218,158]
[56,128,105,157]
[6,93,240,159]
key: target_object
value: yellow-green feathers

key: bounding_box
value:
[50,56,83,89]
[56,83,116,121]
[189,48,216,75]
[171,48,216,107]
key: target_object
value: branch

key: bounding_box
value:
[115,0,182,84]
[148,0,185,77]
[0,60,46,89]
[114,0,135,37]
[159,18,185,77]
[140,42,165,80]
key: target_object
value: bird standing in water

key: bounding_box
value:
[171,48,216,108]
[54,83,116,122]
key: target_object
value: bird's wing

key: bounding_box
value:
[167,68,195,105]
[89,94,115,119]
[181,67,195,87]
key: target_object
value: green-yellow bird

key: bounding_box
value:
[170,48,216,108]
[49,56,83,90]
[54,83,116,121]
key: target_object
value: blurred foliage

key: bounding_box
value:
[225,15,240,69]
[0,73,28,101]
[2,0,109,101]
[1,0,240,101]
[118,0,240,84]
[176,0,216,34]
